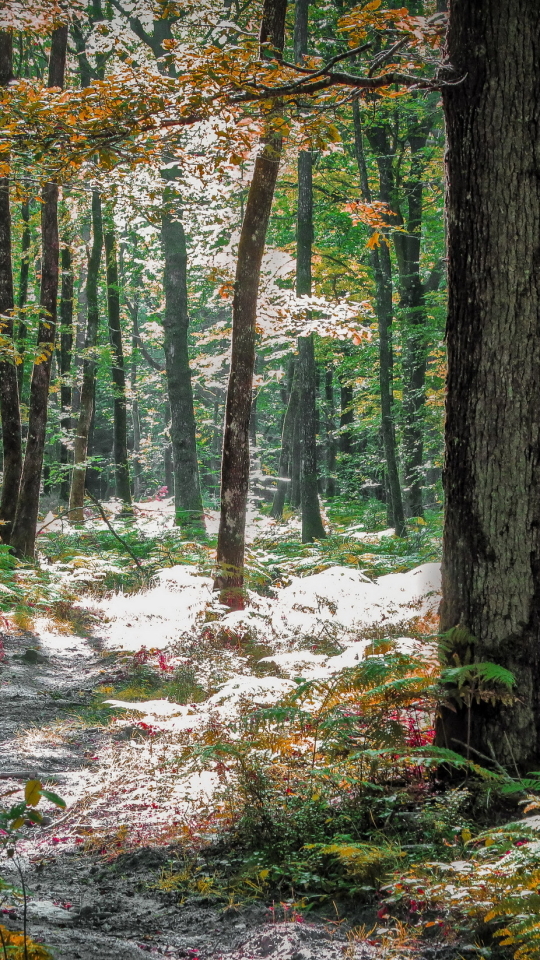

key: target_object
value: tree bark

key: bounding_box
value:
[10,25,67,558]
[161,206,204,531]
[59,242,73,502]
[104,223,132,510]
[339,377,354,455]
[130,301,142,499]
[69,191,103,523]
[436,0,540,770]
[215,0,288,605]
[0,32,22,544]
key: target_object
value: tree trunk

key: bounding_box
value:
[69,191,103,523]
[392,122,437,520]
[271,360,299,519]
[130,302,142,499]
[325,368,337,497]
[10,25,67,557]
[436,0,540,770]
[16,198,31,396]
[339,378,354,455]
[161,207,204,532]
[0,33,22,544]
[59,242,73,502]
[104,224,132,510]
[294,0,325,544]
[215,0,288,605]
[353,102,406,537]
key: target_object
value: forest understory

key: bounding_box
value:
[0,499,535,960]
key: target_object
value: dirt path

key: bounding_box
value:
[0,626,379,960]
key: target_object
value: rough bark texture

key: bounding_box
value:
[59,243,73,502]
[104,226,132,509]
[69,191,103,523]
[215,0,288,605]
[436,0,540,769]
[161,209,204,530]
[10,25,68,557]
[0,32,22,543]
[130,302,142,499]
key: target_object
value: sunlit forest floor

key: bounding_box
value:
[0,501,536,960]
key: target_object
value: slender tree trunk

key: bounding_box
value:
[290,410,302,509]
[11,25,67,557]
[436,0,540,770]
[59,242,73,502]
[16,198,31,396]
[392,127,435,520]
[215,0,288,605]
[0,33,22,544]
[339,377,354,455]
[325,368,337,497]
[353,101,406,537]
[69,191,103,523]
[130,302,142,499]
[271,361,299,519]
[104,223,132,510]
[161,206,204,531]
[294,0,325,543]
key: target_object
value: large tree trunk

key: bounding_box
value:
[10,25,67,557]
[215,0,288,605]
[0,33,22,544]
[161,204,204,531]
[59,242,73,502]
[104,223,132,510]
[69,191,103,523]
[353,103,406,537]
[436,0,540,770]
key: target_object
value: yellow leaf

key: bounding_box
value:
[364,0,382,9]
[11,817,25,829]
[366,231,380,249]
[25,778,42,807]
[461,828,471,842]
[259,869,270,880]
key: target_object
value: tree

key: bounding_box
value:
[214,0,288,606]
[436,0,540,770]
[69,190,103,523]
[295,0,326,545]
[0,31,22,544]
[104,219,132,510]
[11,24,68,558]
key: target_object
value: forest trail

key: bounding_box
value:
[0,559,437,960]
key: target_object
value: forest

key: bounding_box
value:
[0,0,539,958]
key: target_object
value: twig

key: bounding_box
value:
[84,490,143,571]
[36,506,103,535]
[451,738,510,778]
